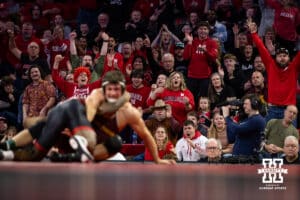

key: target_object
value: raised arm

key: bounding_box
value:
[8,29,21,60]
[162,24,181,43]
[92,32,109,77]
[151,26,163,48]
[183,32,193,59]
[100,32,109,56]
[69,32,77,56]
[232,24,240,49]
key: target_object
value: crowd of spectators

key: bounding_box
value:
[0,0,300,164]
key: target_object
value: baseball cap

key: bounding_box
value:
[0,116,7,122]
[275,47,289,56]
[175,42,184,49]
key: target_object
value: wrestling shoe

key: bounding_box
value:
[69,135,94,163]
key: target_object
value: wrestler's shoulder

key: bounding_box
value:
[120,102,134,109]
[120,102,139,113]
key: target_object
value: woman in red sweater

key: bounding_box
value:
[147,71,195,125]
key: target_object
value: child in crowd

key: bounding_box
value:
[0,126,17,143]
[197,97,211,137]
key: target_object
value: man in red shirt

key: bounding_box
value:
[126,69,151,114]
[183,21,219,104]
[248,21,300,124]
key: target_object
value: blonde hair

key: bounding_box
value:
[166,71,187,90]
[207,112,226,139]
[154,125,169,150]
[198,96,210,112]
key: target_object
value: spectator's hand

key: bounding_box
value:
[218,66,225,77]
[150,8,163,22]
[92,46,99,56]
[7,29,14,38]
[101,32,109,41]
[151,83,157,91]
[125,22,131,29]
[125,64,132,76]
[265,38,275,54]
[247,20,257,33]
[265,144,277,154]
[232,24,239,35]
[221,106,230,118]
[154,87,164,95]
[39,107,47,117]
[183,96,189,104]
[113,59,119,69]
[69,32,77,40]
[149,87,164,100]
[54,54,64,63]
[149,13,158,22]
[185,32,193,44]
[195,147,206,156]
[130,23,136,29]
[8,93,15,102]
[143,35,151,47]
[244,80,251,91]
[186,138,195,148]
[162,24,169,32]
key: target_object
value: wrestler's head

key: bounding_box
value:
[102,71,126,103]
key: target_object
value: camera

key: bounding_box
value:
[217,99,243,117]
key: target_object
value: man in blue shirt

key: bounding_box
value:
[222,94,266,156]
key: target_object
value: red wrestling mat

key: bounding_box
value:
[0,162,299,200]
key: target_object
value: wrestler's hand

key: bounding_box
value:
[156,158,176,165]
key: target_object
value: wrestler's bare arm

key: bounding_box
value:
[85,89,104,122]
[119,103,175,165]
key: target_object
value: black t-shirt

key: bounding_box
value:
[19,53,50,88]
[283,153,300,164]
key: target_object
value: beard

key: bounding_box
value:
[276,61,288,68]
